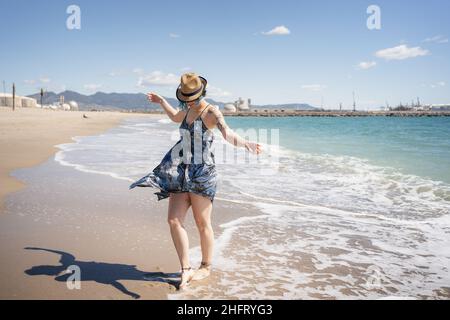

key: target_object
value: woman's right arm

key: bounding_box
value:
[147,92,185,123]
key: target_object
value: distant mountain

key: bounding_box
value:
[27,90,317,111]
[27,90,160,111]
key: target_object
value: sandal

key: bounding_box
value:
[192,262,212,281]
[179,266,195,289]
[182,266,193,271]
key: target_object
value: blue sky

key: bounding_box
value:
[0,0,449,109]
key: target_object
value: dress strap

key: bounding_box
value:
[183,107,191,123]
[199,103,211,117]
[197,104,212,125]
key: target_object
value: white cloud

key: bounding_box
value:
[23,77,50,86]
[108,71,118,77]
[169,33,180,38]
[135,71,231,97]
[206,85,232,98]
[262,25,290,36]
[430,81,446,88]
[84,84,103,91]
[357,61,377,70]
[375,45,430,61]
[423,35,448,44]
[137,71,179,87]
[301,84,327,92]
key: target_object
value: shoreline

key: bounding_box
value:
[0,109,262,299]
[0,108,156,212]
[0,154,261,299]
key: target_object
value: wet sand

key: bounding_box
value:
[0,157,256,299]
[0,107,154,210]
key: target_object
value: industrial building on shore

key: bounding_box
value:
[0,93,37,108]
[0,93,78,111]
[224,97,252,112]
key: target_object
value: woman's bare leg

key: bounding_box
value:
[168,193,194,288]
[190,193,214,280]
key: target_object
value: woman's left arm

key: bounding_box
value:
[210,106,263,155]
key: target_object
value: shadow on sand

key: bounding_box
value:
[24,247,180,299]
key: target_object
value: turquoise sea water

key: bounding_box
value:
[226,117,450,184]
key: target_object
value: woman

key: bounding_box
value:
[130,73,262,289]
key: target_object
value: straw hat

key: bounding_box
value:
[176,73,207,102]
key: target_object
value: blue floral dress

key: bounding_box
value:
[129,105,218,202]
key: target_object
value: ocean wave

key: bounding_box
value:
[215,140,450,221]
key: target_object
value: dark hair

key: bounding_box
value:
[178,88,207,110]
[178,100,188,110]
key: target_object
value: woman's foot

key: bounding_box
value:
[192,262,212,281]
[179,267,195,289]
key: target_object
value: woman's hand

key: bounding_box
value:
[245,141,263,155]
[148,91,185,123]
[146,92,164,104]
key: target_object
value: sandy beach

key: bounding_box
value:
[0,107,256,299]
[0,108,151,210]
[0,108,173,299]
